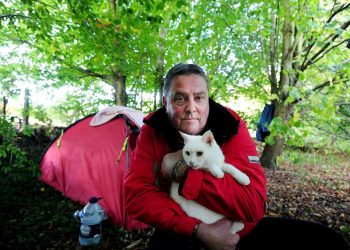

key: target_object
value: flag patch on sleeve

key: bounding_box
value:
[248,156,260,164]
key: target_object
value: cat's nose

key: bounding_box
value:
[189,161,194,166]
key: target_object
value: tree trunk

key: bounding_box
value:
[261,100,295,170]
[109,0,116,16]
[261,3,296,170]
[23,88,30,126]
[2,96,8,115]
[154,55,164,110]
[111,72,127,106]
[260,137,284,170]
[153,27,166,110]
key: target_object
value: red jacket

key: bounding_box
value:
[124,99,266,237]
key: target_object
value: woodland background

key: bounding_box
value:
[0,0,349,249]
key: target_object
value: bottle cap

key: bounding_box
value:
[89,197,102,203]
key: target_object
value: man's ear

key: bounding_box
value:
[162,96,167,107]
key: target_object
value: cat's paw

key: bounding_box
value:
[209,168,224,179]
[211,169,224,178]
[238,174,250,185]
[215,171,224,178]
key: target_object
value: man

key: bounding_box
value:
[124,63,266,249]
[124,63,347,250]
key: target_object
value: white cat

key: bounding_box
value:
[169,130,250,234]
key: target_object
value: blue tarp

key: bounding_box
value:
[256,104,275,142]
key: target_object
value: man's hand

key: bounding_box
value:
[195,218,240,250]
[161,150,183,181]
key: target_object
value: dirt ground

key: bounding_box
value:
[1,134,349,249]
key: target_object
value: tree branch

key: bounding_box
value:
[327,0,338,23]
[335,140,350,162]
[5,15,29,44]
[222,19,247,49]
[315,125,350,141]
[290,77,349,106]
[313,78,350,92]
[259,20,269,81]
[71,66,108,80]
[300,36,315,70]
[301,19,350,71]
[335,102,350,106]
[310,39,349,66]
[67,0,77,14]
[301,3,350,71]
[0,14,29,19]
[269,12,278,91]
[327,3,350,23]
[110,0,117,17]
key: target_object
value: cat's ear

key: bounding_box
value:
[202,130,214,146]
[179,131,190,143]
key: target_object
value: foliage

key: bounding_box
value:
[0,116,33,184]
[237,0,350,168]
[49,83,115,124]
[0,61,23,115]
[31,104,52,125]
[1,0,350,168]
[1,0,195,107]
[1,3,349,246]
[0,63,21,97]
[264,74,350,154]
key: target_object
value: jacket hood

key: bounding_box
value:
[143,98,239,151]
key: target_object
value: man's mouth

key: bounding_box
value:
[183,118,199,121]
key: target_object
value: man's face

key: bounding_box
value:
[164,74,209,135]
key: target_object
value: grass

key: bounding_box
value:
[282,148,350,190]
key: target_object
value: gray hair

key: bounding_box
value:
[163,63,209,97]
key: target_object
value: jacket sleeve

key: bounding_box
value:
[124,125,200,236]
[180,112,267,225]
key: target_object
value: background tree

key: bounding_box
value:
[258,0,350,169]
[185,0,350,169]
[0,64,20,116]
[1,0,194,108]
[1,0,349,170]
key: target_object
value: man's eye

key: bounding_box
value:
[195,96,205,102]
[174,96,185,105]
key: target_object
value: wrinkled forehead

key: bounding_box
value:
[169,75,209,94]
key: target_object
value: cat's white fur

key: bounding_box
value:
[169,130,250,234]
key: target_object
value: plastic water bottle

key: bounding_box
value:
[73,197,106,245]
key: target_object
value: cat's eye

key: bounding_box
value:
[196,151,203,156]
[185,151,190,156]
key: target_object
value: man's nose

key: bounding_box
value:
[185,98,196,114]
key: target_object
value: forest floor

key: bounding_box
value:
[1,135,349,249]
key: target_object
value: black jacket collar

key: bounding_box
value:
[144,98,239,151]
